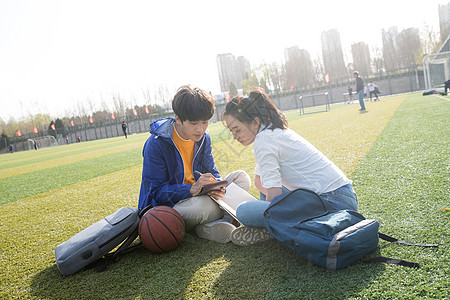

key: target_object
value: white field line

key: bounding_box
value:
[433,95,450,102]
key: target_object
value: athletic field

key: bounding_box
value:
[0,93,448,299]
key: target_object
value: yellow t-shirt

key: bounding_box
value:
[172,125,195,184]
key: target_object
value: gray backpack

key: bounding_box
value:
[55,206,150,276]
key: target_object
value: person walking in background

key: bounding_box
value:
[367,81,379,101]
[347,86,353,104]
[8,144,13,153]
[353,71,366,111]
[444,79,450,95]
[122,121,128,139]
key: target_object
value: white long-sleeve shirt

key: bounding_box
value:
[368,82,377,92]
[254,127,351,194]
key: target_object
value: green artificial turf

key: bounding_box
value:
[0,147,143,205]
[0,136,142,170]
[0,93,448,299]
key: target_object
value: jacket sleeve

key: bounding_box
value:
[138,137,192,209]
[356,77,364,92]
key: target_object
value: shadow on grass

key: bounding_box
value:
[213,242,386,299]
[30,234,385,299]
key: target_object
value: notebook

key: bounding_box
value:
[211,182,258,222]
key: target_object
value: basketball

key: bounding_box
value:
[138,206,185,253]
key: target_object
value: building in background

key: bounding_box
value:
[398,27,421,67]
[439,2,450,42]
[382,26,401,70]
[216,53,250,93]
[321,29,347,80]
[351,42,371,75]
[284,46,314,87]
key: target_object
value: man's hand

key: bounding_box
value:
[190,172,217,196]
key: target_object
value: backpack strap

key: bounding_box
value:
[363,232,438,268]
[379,232,439,247]
[94,205,153,272]
[363,256,420,268]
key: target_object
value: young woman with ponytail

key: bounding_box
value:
[223,87,358,245]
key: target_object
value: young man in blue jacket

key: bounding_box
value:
[138,85,250,243]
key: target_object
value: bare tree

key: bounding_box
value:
[313,55,325,83]
[143,88,153,106]
[419,24,441,60]
[268,62,286,92]
[371,46,384,73]
[154,84,172,109]
[112,92,127,120]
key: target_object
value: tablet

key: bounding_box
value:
[210,182,258,223]
[198,180,228,195]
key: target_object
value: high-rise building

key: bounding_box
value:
[439,3,450,42]
[351,42,371,75]
[382,27,400,70]
[237,56,251,81]
[284,46,314,86]
[216,53,250,93]
[398,27,421,67]
[321,29,347,80]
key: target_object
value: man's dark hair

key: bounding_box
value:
[172,85,215,122]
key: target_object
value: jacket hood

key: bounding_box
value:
[149,118,175,139]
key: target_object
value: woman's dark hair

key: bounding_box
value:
[223,87,287,130]
[172,85,215,122]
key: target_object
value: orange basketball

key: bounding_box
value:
[138,206,185,253]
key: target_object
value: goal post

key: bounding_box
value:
[27,135,59,150]
[423,51,450,90]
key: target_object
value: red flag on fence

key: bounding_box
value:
[325,74,330,84]
[145,106,149,114]
[16,130,22,137]
[133,109,138,116]
[51,124,56,131]
[290,82,294,90]
[89,117,94,124]
[70,120,75,127]
[33,127,38,134]
[225,93,230,101]
[111,113,115,120]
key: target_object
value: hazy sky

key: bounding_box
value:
[0,0,446,121]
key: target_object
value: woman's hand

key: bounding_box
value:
[266,187,283,202]
[255,175,282,202]
[255,174,267,195]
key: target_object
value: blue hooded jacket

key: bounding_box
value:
[138,118,221,209]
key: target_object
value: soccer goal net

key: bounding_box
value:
[27,135,59,150]
[423,51,450,90]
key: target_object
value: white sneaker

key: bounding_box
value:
[231,226,273,246]
[195,219,236,243]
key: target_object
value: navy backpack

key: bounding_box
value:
[263,189,438,270]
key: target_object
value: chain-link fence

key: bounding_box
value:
[1,66,424,154]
